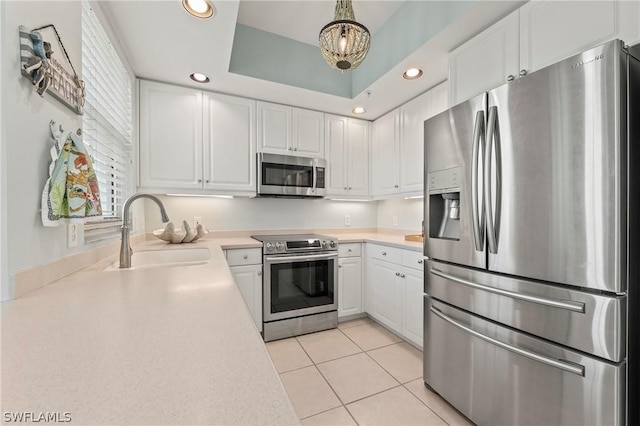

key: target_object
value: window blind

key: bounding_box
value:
[81,1,132,231]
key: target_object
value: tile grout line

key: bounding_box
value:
[273,320,457,425]
[292,333,356,423]
[401,382,452,426]
[335,325,452,424]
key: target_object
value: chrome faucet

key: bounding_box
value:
[119,193,170,268]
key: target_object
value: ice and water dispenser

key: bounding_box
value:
[428,167,461,240]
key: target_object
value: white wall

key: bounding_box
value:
[0,1,138,300]
[144,196,378,232]
[376,198,424,232]
[0,0,5,300]
[1,2,83,300]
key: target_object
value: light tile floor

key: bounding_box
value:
[266,317,475,426]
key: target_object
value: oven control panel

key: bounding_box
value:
[263,237,338,254]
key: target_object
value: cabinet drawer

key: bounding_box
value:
[338,243,361,258]
[226,248,262,266]
[367,244,402,263]
[402,250,425,271]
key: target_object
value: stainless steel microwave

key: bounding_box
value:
[257,153,326,198]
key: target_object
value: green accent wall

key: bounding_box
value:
[230,24,352,98]
[229,1,477,98]
[352,1,476,96]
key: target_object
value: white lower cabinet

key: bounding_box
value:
[401,267,424,347]
[338,257,363,317]
[367,257,403,333]
[338,243,363,318]
[226,248,263,332]
[365,244,424,348]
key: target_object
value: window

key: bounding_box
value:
[81,1,132,241]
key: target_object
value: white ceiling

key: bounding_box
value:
[101,0,524,120]
[236,1,404,46]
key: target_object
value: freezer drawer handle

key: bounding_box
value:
[471,110,485,252]
[430,268,585,313]
[430,306,586,377]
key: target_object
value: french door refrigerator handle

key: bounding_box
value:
[430,305,586,376]
[471,110,486,252]
[430,268,585,313]
[485,106,501,254]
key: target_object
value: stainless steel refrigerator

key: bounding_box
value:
[423,39,639,425]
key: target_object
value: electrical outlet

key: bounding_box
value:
[344,215,351,227]
[68,224,78,248]
[392,215,399,227]
[194,216,202,227]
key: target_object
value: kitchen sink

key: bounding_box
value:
[103,248,210,271]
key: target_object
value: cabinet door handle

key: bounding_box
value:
[348,249,352,252]
[395,272,400,276]
[348,187,352,190]
[197,179,202,183]
[507,75,515,81]
[257,271,262,276]
[243,254,248,259]
[338,265,343,268]
[206,180,210,183]
[293,147,298,151]
[400,274,405,278]
[394,185,399,188]
[382,252,387,256]
[519,69,527,77]
[344,187,348,190]
[418,259,423,264]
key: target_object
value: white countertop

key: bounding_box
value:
[1,238,298,425]
[331,232,423,252]
[1,233,421,424]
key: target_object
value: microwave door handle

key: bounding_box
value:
[471,110,485,252]
[312,162,317,192]
[485,106,500,254]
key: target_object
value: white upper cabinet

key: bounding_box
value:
[257,101,291,154]
[257,101,324,157]
[326,115,348,194]
[519,0,622,73]
[292,108,325,157]
[448,10,519,106]
[347,118,369,196]
[139,80,255,196]
[400,81,449,195]
[372,81,449,198]
[325,114,369,198]
[139,80,203,190]
[371,109,400,197]
[203,93,256,193]
[449,0,640,106]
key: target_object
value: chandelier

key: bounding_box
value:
[319,0,370,71]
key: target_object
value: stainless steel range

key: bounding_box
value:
[252,234,338,342]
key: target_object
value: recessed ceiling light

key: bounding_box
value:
[352,106,366,114]
[190,72,210,83]
[182,0,215,18]
[403,68,423,80]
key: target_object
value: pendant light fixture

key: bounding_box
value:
[319,0,370,71]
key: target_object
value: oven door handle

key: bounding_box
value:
[265,252,338,262]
